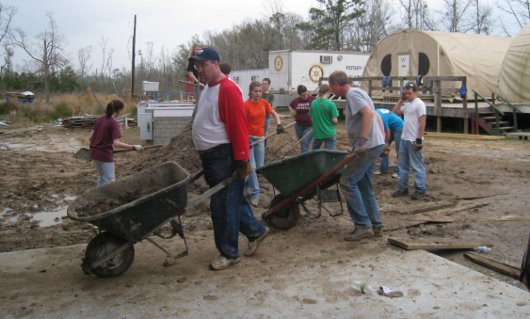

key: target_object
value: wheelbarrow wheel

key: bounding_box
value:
[83,232,135,277]
[265,194,300,230]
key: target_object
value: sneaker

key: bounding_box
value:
[374,170,382,175]
[373,226,384,237]
[244,227,270,257]
[344,227,375,242]
[391,173,399,179]
[391,188,409,198]
[209,255,240,270]
[250,198,259,207]
[410,191,428,200]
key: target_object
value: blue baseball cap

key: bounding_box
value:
[192,48,220,62]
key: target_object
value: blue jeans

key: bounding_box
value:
[264,115,271,137]
[94,161,115,187]
[199,143,265,259]
[295,124,313,153]
[397,140,427,193]
[312,135,336,150]
[379,128,402,174]
[339,145,384,228]
[246,136,265,200]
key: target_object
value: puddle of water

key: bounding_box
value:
[30,206,68,227]
[1,207,13,217]
[1,208,23,224]
[5,143,30,150]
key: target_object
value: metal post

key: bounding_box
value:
[433,79,442,132]
[462,78,468,134]
[131,15,137,99]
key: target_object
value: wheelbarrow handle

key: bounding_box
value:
[185,175,236,211]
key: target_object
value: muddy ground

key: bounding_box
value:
[1,121,529,290]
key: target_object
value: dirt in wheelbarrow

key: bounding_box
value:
[1,121,530,289]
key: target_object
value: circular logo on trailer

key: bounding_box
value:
[309,65,324,83]
[274,56,283,71]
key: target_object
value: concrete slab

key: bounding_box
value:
[1,234,529,319]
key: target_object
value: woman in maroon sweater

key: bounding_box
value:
[89,100,143,186]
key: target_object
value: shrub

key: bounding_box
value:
[0,102,18,115]
[50,102,74,120]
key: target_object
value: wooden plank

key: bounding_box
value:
[388,237,481,251]
[425,132,504,141]
[407,202,487,217]
[464,252,520,279]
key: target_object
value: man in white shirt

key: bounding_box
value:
[392,82,428,200]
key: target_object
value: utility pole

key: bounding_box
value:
[131,15,137,98]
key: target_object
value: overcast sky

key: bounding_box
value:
[2,0,315,71]
[2,0,516,72]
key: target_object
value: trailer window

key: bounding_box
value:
[381,54,391,76]
[418,52,430,75]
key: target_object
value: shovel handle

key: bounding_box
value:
[113,144,163,153]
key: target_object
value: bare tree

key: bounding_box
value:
[1,44,13,76]
[473,0,493,34]
[439,0,474,32]
[398,0,435,30]
[99,36,114,80]
[498,0,530,33]
[0,3,15,44]
[77,45,92,79]
[11,12,67,102]
[347,0,395,51]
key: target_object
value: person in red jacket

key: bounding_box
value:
[89,99,143,187]
[191,48,269,270]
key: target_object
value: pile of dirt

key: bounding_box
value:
[124,126,201,174]
[76,186,160,217]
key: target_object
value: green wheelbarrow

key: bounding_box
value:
[257,149,358,230]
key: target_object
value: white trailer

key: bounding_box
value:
[268,50,370,94]
[229,69,269,99]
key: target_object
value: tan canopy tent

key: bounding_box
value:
[362,29,512,99]
[497,24,530,104]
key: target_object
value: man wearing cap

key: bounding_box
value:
[191,48,269,270]
[328,71,386,241]
[392,82,428,200]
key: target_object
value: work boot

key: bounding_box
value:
[344,227,374,242]
[410,191,428,200]
[373,226,384,237]
[391,188,409,198]
[209,255,240,271]
[244,227,270,257]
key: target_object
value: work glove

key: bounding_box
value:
[291,111,297,117]
[133,145,144,151]
[380,144,390,158]
[276,123,285,134]
[353,137,368,156]
[415,138,423,151]
[235,159,253,179]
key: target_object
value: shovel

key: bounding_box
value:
[74,144,163,162]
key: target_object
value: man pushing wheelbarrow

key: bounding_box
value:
[190,48,271,270]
